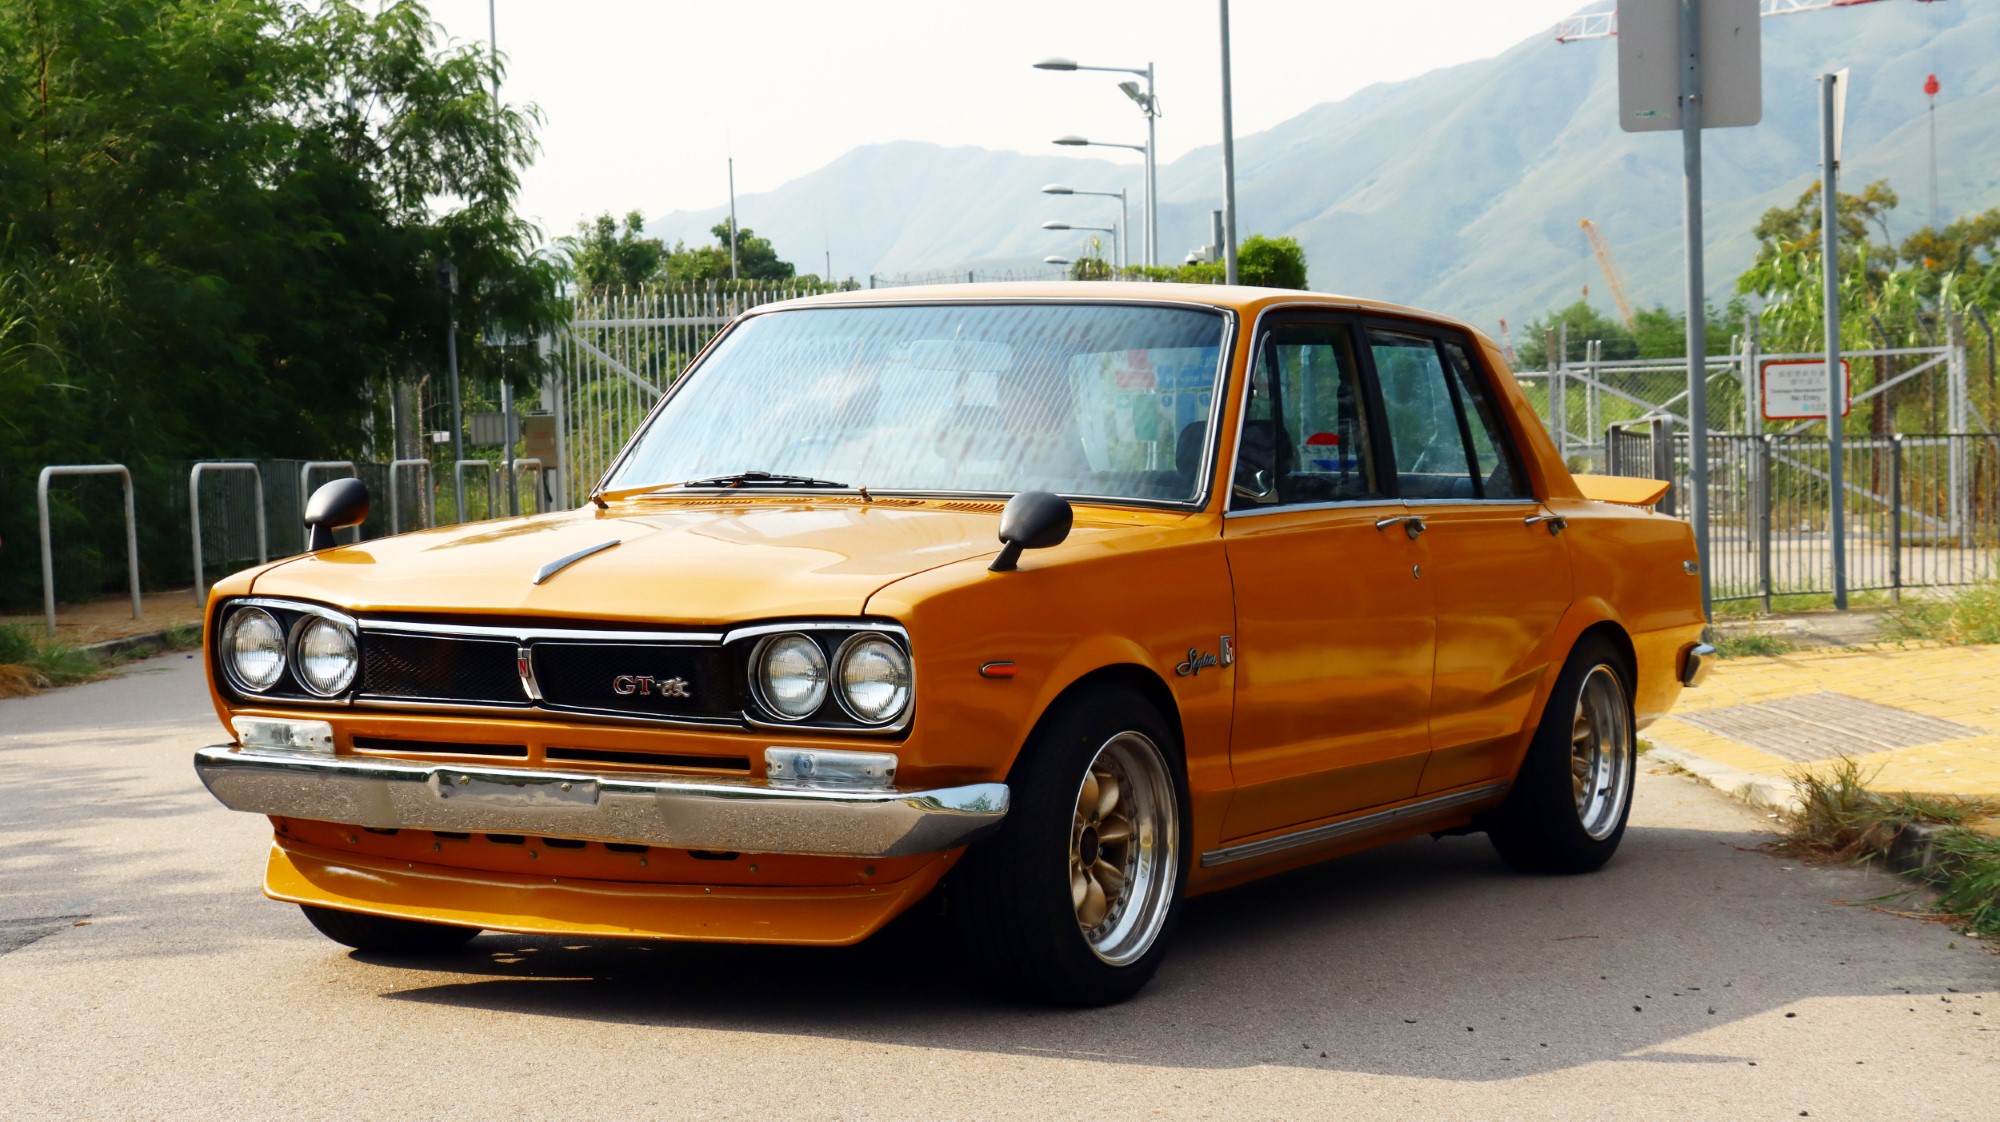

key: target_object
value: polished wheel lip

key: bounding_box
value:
[1069,730,1178,967]
[1570,664,1633,841]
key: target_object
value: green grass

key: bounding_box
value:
[0,621,202,696]
[1711,590,1897,619]
[1711,630,1797,658]
[1779,758,2000,939]
[1882,581,2000,647]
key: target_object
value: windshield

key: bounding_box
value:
[604,302,1230,506]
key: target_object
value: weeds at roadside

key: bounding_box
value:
[1882,581,2000,647]
[1711,629,1797,658]
[1776,757,2000,939]
[0,622,202,698]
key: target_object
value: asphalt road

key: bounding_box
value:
[2,652,1995,1120]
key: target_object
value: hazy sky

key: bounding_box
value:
[423,0,1590,238]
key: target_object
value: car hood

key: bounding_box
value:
[248,501,1013,625]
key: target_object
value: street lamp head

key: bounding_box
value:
[1052,135,1089,147]
[1033,57,1078,71]
[1041,221,1072,230]
[1118,80,1145,104]
[1041,183,1075,195]
[1043,256,1072,265]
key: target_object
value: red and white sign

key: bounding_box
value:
[1761,359,1852,421]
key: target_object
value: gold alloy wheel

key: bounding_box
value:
[1569,664,1633,841]
[1069,730,1178,966]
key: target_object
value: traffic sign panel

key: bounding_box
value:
[1617,0,1762,133]
[1762,358,1851,420]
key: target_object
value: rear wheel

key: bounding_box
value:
[951,684,1188,1006]
[1486,638,1636,874]
[300,905,481,954]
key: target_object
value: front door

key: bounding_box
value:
[1221,313,1435,840]
[1361,325,1574,793]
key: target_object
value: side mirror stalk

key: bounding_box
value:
[303,478,371,552]
[989,491,1073,573]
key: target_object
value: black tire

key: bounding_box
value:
[950,683,1190,1007]
[300,905,481,954]
[1485,636,1637,874]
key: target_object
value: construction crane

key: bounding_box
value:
[1579,219,1638,332]
[1555,0,1940,43]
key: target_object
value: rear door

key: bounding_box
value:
[1361,323,1573,794]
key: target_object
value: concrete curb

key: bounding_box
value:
[1643,740,1798,812]
[81,630,184,661]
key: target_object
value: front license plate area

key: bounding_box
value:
[429,770,600,810]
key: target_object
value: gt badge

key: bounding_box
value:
[612,675,692,699]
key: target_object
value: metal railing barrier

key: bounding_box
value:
[387,458,432,535]
[511,458,543,515]
[189,462,267,604]
[297,461,358,551]
[454,459,496,524]
[38,464,140,636]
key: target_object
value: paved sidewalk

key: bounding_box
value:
[1646,643,2000,803]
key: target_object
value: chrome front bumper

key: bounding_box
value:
[193,745,1009,859]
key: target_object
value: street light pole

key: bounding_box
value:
[1218,0,1240,284]
[438,260,464,524]
[1040,220,1119,269]
[488,0,518,517]
[1034,57,1160,266]
[1042,184,1128,269]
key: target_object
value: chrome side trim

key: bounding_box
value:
[1199,782,1509,868]
[194,744,1008,859]
[357,618,725,644]
[531,538,622,585]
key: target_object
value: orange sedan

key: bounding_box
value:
[194,283,1710,1006]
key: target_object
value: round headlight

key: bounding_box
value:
[294,616,358,697]
[836,635,911,725]
[224,607,286,692]
[756,633,829,719]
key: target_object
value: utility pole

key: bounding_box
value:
[1925,72,1941,227]
[489,0,518,517]
[1677,0,1712,620]
[1822,69,1847,609]
[439,260,463,524]
[728,157,739,281]
[1218,0,1240,285]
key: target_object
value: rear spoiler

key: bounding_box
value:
[1572,474,1671,507]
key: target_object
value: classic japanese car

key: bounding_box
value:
[194,282,1710,1006]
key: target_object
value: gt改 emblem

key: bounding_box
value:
[612,675,691,699]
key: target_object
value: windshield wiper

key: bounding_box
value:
[679,470,848,490]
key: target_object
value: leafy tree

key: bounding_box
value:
[663,223,797,283]
[0,0,565,608]
[1238,235,1308,290]
[1070,233,1306,289]
[563,210,666,291]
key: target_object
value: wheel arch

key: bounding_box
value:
[1006,662,1187,782]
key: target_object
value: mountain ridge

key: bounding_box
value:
[644,1,1993,330]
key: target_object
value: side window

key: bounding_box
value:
[1441,340,1531,500]
[1231,321,1382,510]
[1368,330,1475,500]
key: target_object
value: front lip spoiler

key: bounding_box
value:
[193,745,1009,859]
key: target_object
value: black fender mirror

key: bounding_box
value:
[989,491,1072,573]
[304,478,370,552]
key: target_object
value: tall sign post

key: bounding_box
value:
[1821,69,1849,608]
[1616,0,1761,622]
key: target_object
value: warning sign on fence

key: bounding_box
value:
[1761,359,1852,421]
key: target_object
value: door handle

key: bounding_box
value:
[1374,514,1427,540]
[1524,513,1568,536]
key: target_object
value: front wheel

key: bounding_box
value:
[950,684,1189,1006]
[1485,638,1637,874]
[300,905,481,954]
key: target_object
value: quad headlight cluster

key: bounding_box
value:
[748,629,912,728]
[218,602,359,699]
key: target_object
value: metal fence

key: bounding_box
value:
[1605,426,2000,604]
[551,281,845,508]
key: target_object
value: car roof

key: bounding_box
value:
[752,281,1493,347]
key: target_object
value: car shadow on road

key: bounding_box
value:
[373,816,1987,1082]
